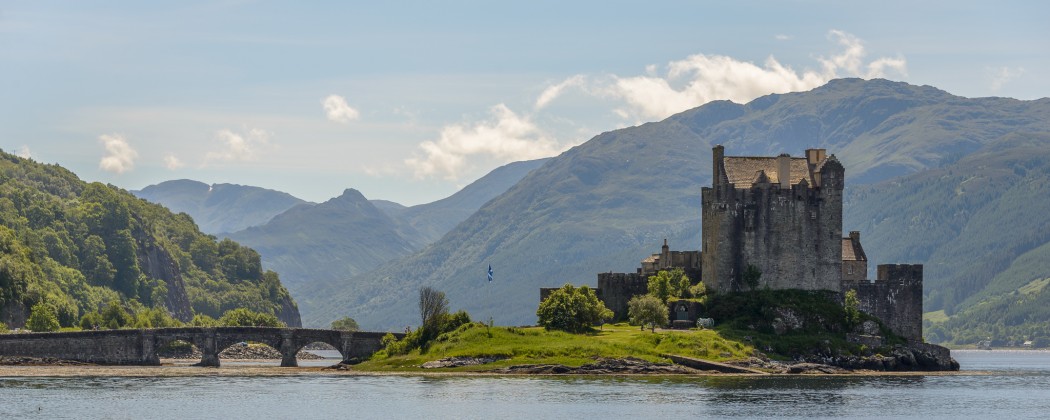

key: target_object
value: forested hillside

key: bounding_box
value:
[0,150,300,329]
[845,133,1050,345]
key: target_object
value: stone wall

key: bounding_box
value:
[598,272,648,321]
[842,264,924,341]
[701,147,844,294]
[0,327,400,366]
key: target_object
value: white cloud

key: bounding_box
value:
[405,104,568,180]
[989,66,1025,92]
[15,145,31,159]
[98,134,138,174]
[539,30,908,121]
[204,127,270,163]
[775,34,792,41]
[322,94,360,123]
[163,154,184,170]
[535,75,586,109]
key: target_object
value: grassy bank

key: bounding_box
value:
[358,323,754,372]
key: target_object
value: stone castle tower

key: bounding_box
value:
[701,145,845,292]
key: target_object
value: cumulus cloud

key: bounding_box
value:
[539,30,907,120]
[204,127,270,163]
[15,145,31,159]
[163,154,184,170]
[98,134,138,174]
[989,66,1025,92]
[774,34,792,41]
[535,75,586,109]
[322,94,360,123]
[405,104,567,179]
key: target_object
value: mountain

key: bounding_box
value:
[844,132,1050,345]
[0,151,300,328]
[225,189,418,295]
[133,180,307,235]
[298,78,1050,330]
[380,158,550,246]
[227,160,549,325]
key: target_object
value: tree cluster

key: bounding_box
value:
[536,284,612,333]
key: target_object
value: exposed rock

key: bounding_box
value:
[421,356,508,369]
[488,357,702,375]
[771,308,803,335]
[0,356,94,366]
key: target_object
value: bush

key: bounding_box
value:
[26,302,60,332]
[190,313,219,327]
[218,308,285,327]
[331,316,360,331]
[536,284,613,333]
[79,312,104,330]
[101,300,132,329]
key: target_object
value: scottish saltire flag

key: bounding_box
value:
[488,265,494,282]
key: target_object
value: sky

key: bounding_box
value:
[2,1,1048,205]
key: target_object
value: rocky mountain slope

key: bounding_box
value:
[300,78,1050,331]
[133,180,306,235]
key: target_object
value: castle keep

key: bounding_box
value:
[702,146,844,292]
[541,145,925,341]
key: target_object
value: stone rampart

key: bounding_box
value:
[842,264,923,341]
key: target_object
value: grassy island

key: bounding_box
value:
[357,290,907,373]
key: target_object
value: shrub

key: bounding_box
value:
[26,302,60,332]
[218,308,285,327]
[331,316,360,331]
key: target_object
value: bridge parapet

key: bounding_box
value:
[0,327,404,367]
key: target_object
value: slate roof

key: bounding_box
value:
[842,237,867,261]
[723,156,814,188]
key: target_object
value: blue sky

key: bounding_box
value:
[2,1,1047,205]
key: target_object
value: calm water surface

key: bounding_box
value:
[1,350,1047,419]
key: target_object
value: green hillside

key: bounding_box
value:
[225,189,419,316]
[845,133,1050,346]
[300,78,1050,331]
[0,151,300,328]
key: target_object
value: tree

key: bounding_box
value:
[331,316,360,331]
[628,295,669,332]
[647,271,674,302]
[648,268,691,302]
[26,302,60,332]
[101,300,132,329]
[844,289,861,328]
[536,284,613,333]
[218,308,285,327]
[418,286,449,328]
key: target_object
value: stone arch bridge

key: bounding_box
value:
[0,327,403,367]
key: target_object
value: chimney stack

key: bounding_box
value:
[777,153,791,189]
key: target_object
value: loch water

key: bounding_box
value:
[1,350,1049,419]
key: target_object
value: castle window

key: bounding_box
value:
[810,211,816,219]
[847,265,854,275]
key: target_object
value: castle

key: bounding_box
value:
[542,145,924,341]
